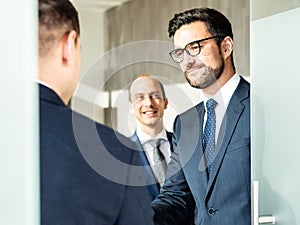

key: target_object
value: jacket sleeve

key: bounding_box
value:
[115,136,155,225]
[151,115,195,225]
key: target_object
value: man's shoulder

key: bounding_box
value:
[72,110,137,154]
[178,101,203,119]
[237,75,250,93]
[171,103,203,138]
[234,76,250,104]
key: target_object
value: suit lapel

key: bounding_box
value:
[130,132,151,166]
[179,103,208,189]
[196,105,209,186]
[130,132,160,197]
[205,78,249,197]
[166,131,174,153]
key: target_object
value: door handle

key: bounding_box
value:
[251,180,276,224]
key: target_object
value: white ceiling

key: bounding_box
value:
[72,0,131,11]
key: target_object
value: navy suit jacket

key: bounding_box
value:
[131,131,173,201]
[152,76,250,225]
[39,84,154,225]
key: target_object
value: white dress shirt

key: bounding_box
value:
[136,127,172,166]
[201,73,240,143]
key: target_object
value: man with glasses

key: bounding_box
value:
[152,8,250,225]
[128,74,173,202]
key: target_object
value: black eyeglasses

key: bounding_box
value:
[169,36,219,63]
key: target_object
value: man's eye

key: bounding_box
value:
[135,95,144,100]
[188,44,200,53]
[175,49,183,57]
[152,94,161,99]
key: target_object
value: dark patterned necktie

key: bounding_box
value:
[148,139,167,187]
[203,99,218,173]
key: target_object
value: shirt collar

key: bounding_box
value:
[36,79,53,90]
[136,126,168,145]
[202,73,240,110]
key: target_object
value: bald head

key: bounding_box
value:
[129,74,166,102]
[128,74,168,136]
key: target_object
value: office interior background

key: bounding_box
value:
[1,0,300,224]
[71,0,250,135]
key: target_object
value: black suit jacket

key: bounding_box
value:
[152,76,250,225]
[39,84,154,225]
[131,131,173,201]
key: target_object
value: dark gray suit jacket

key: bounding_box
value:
[152,76,250,225]
[39,84,154,225]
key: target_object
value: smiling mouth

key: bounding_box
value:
[187,65,205,75]
[143,110,157,115]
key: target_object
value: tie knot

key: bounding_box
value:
[206,98,217,110]
[147,139,162,148]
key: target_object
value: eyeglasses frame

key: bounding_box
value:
[169,36,220,63]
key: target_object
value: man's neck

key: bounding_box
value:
[140,124,164,138]
[202,68,235,97]
[38,75,71,105]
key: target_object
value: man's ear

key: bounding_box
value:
[164,98,168,109]
[222,36,233,59]
[62,30,77,65]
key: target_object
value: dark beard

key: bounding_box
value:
[185,56,225,89]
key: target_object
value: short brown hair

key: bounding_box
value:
[39,0,80,57]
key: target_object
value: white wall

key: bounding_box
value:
[0,1,39,225]
[251,3,300,223]
[72,7,107,123]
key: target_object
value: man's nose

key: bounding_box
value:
[143,95,154,105]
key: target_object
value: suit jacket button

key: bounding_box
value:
[207,208,216,216]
